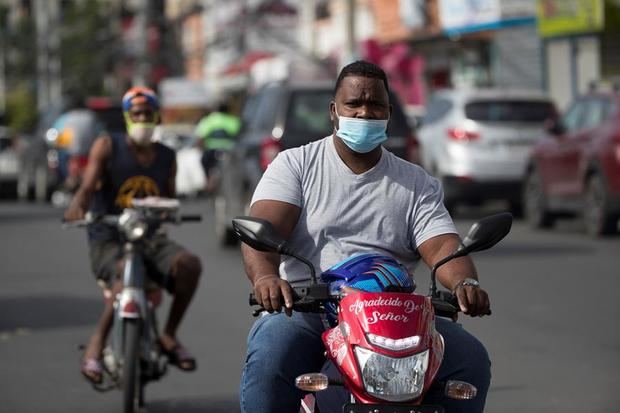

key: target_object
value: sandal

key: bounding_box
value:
[160,341,197,372]
[80,357,104,384]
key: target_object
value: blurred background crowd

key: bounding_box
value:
[0,0,619,238]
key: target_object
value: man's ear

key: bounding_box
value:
[329,101,335,122]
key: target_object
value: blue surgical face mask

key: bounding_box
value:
[335,106,389,153]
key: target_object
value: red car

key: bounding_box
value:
[523,85,620,236]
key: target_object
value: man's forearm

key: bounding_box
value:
[436,256,478,291]
[71,187,93,212]
[241,243,281,284]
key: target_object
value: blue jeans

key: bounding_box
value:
[239,312,491,413]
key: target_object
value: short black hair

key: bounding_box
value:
[335,60,389,94]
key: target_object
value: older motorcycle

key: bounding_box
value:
[65,197,201,413]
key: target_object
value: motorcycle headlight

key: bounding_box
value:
[354,346,429,402]
[118,210,148,241]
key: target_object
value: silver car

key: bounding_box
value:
[417,89,556,214]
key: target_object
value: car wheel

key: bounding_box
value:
[523,168,555,229]
[583,173,618,236]
[214,194,238,246]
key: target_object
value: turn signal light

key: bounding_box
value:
[295,373,329,392]
[445,380,477,400]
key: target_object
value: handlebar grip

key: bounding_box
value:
[249,293,258,306]
[432,290,460,318]
[180,215,202,222]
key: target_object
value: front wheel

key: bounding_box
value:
[584,173,618,237]
[122,319,141,413]
[523,168,555,229]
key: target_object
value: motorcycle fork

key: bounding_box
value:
[110,243,148,365]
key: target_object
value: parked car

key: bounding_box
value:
[523,84,620,236]
[213,80,419,245]
[417,89,556,214]
[0,126,20,197]
[16,104,66,202]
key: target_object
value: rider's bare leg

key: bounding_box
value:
[82,279,122,380]
[160,252,201,369]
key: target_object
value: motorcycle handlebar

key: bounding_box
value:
[249,287,462,318]
[432,290,460,318]
[249,284,335,315]
[62,213,202,229]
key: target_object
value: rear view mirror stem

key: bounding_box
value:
[429,246,467,297]
[281,247,317,285]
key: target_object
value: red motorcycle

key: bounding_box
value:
[232,212,512,413]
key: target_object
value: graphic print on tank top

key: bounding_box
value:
[114,175,161,208]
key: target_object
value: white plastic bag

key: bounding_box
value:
[175,147,206,197]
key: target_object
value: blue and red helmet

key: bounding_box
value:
[122,86,160,112]
[321,253,415,326]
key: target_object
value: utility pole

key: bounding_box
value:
[34,0,50,113]
[0,11,6,116]
[133,0,149,86]
[49,0,62,106]
[343,0,357,67]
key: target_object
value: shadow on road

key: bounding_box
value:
[147,395,240,413]
[0,293,101,332]
[0,204,62,223]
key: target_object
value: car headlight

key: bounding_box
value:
[118,210,148,241]
[354,346,429,402]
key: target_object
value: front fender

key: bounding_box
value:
[118,287,146,319]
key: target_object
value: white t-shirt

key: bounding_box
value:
[251,135,457,284]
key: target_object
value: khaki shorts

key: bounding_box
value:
[89,234,185,293]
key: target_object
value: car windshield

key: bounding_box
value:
[465,100,555,122]
[284,90,334,147]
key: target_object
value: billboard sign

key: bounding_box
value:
[537,0,604,37]
[439,0,536,35]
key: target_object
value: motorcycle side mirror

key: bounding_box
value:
[232,216,319,284]
[232,216,288,254]
[459,212,513,254]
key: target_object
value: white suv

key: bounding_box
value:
[417,89,556,214]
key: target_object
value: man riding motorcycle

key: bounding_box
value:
[64,86,202,384]
[239,61,491,413]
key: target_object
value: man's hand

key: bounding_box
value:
[63,203,86,222]
[453,283,491,317]
[253,275,294,315]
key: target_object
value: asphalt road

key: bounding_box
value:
[0,199,618,413]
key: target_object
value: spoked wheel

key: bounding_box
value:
[523,168,555,229]
[122,319,141,413]
[584,174,618,237]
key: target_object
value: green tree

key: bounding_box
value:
[6,87,37,132]
[61,0,120,97]
[2,5,37,130]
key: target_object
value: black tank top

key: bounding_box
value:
[88,134,175,241]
